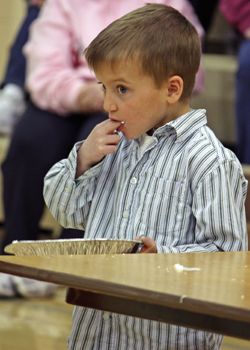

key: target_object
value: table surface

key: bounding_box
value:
[1,251,250,339]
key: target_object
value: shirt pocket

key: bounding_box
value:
[134,176,186,238]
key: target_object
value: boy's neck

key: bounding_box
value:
[147,102,191,136]
[153,100,191,130]
[167,101,191,122]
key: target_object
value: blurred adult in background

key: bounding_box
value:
[0,0,56,298]
[0,0,43,135]
[220,0,250,164]
[0,0,203,297]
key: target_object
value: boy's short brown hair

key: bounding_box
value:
[85,3,201,100]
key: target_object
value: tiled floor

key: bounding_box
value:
[0,286,72,350]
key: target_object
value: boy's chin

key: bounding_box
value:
[124,128,149,140]
[125,132,140,140]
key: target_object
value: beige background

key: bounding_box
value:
[0,0,25,78]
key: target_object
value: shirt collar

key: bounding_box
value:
[153,108,207,141]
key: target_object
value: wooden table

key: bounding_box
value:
[0,251,250,340]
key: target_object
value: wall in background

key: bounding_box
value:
[0,0,25,79]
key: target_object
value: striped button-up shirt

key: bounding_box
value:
[44,109,248,349]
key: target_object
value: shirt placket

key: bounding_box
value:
[118,143,158,239]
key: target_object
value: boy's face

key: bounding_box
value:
[94,59,172,139]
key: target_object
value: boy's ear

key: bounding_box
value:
[165,75,184,103]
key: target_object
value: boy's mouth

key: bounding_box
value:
[114,120,125,133]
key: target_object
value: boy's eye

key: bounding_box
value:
[117,85,128,94]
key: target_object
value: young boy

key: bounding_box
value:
[44,4,248,349]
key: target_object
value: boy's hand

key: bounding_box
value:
[76,119,122,176]
[136,236,157,253]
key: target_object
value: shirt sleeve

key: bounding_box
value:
[24,0,92,114]
[43,142,103,229]
[157,160,248,253]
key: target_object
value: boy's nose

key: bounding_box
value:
[103,96,117,113]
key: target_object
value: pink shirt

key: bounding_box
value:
[220,0,250,35]
[25,0,204,114]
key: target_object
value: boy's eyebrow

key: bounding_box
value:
[97,78,129,84]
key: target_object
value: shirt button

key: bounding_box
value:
[130,177,138,184]
[123,211,129,219]
[103,312,111,321]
